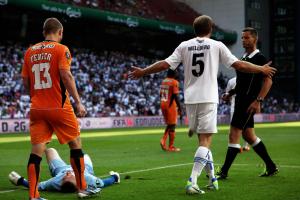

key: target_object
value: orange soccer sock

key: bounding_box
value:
[27,153,42,198]
[70,149,87,191]
[169,130,176,148]
[162,128,169,143]
[160,128,169,150]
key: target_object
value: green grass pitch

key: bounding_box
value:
[0,122,300,200]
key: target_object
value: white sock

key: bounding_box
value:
[228,143,241,148]
[190,146,209,185]
[251,137,261,147]
[205,150,216,183]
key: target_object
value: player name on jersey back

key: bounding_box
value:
[30,53,52,62]
[187,44,210,51]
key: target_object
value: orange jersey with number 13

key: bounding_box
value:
[22,41,73,109]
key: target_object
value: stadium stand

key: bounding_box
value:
[49,0,198,24]
[0,43,299,119]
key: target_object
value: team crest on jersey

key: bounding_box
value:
[65,51,71,60]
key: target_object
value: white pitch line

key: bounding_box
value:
[100,162,300,177]
[0,189,16,194]
[277,164,300,169]
[118,162,194,175]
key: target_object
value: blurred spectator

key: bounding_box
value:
[0,43,298,119]
[49,0,198,25]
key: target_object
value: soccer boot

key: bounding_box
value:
[8,171,22,186]
[259,167,279,177]
[30,198,47,200]
[185,181,205,195]
[216,168,228,180]
[109,171,120,184]
[206,177,219,190]
[168,146,181,152]
[77,187,101,199]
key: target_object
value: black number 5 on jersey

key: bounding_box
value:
[192,53,204,77]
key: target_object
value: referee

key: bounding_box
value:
[217,27,278,179]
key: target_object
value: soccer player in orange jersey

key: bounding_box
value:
[22,18,100,200]
[160,69,182,152]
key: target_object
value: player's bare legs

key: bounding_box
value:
[198,133,212,147]
[27,143,47,199]
[242,128,257,144]
[45,148,61,164]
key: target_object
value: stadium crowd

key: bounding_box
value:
[0,43,299,119]
[50,0,198,24]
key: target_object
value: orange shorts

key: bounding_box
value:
[161,107,177,125]
[29,108,80,144]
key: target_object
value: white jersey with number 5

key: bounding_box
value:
[165,37,238,104]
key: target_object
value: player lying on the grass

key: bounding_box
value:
[9,148,120,192]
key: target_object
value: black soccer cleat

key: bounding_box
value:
[259,167,279,177]
[216,168,228,180]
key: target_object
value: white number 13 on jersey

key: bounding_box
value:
[32,63,52,90]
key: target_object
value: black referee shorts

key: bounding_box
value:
[231,97,255,130]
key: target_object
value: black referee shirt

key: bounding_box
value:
[235,50,267,100]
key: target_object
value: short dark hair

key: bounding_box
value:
[167,69,177,78]
[60,181,77,193]
[242,27,258,38]
[43,18,63,35]
[193,15,213,36]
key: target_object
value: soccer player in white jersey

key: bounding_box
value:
[222,77,250,152]
[129,15,276,195]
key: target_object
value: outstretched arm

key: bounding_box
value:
[129,60,170,79]
[232,61,276,77]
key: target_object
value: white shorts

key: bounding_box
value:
[186,103,218,134]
